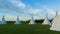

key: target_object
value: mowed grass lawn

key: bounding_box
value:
[0,24,60,34]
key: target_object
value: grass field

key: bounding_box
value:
[0,24,60,34]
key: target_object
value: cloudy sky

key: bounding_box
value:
[0,0,60,21]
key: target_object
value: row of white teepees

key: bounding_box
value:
[15,16,36,24]
[0,16,21,24]
[1,11,60,31]
[0,16,36,24]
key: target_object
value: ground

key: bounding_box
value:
[0,24,60,34]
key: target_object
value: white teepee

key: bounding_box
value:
[1,16,7,24]
[42,13,51,25]
[14,16,21,24]
[29,16,36,24]
[50,11,60,31]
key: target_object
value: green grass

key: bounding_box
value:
[0,24,60,34]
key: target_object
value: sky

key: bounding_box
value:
[0,0,60,21]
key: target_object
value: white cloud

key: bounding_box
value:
[27,8,41,15]
[10,0,26,9]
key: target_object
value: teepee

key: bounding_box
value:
[29,15,36,24]
[1,16,7,24]
[42,13,51,25]
[14,16,21,24]
[50,11,60,31]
